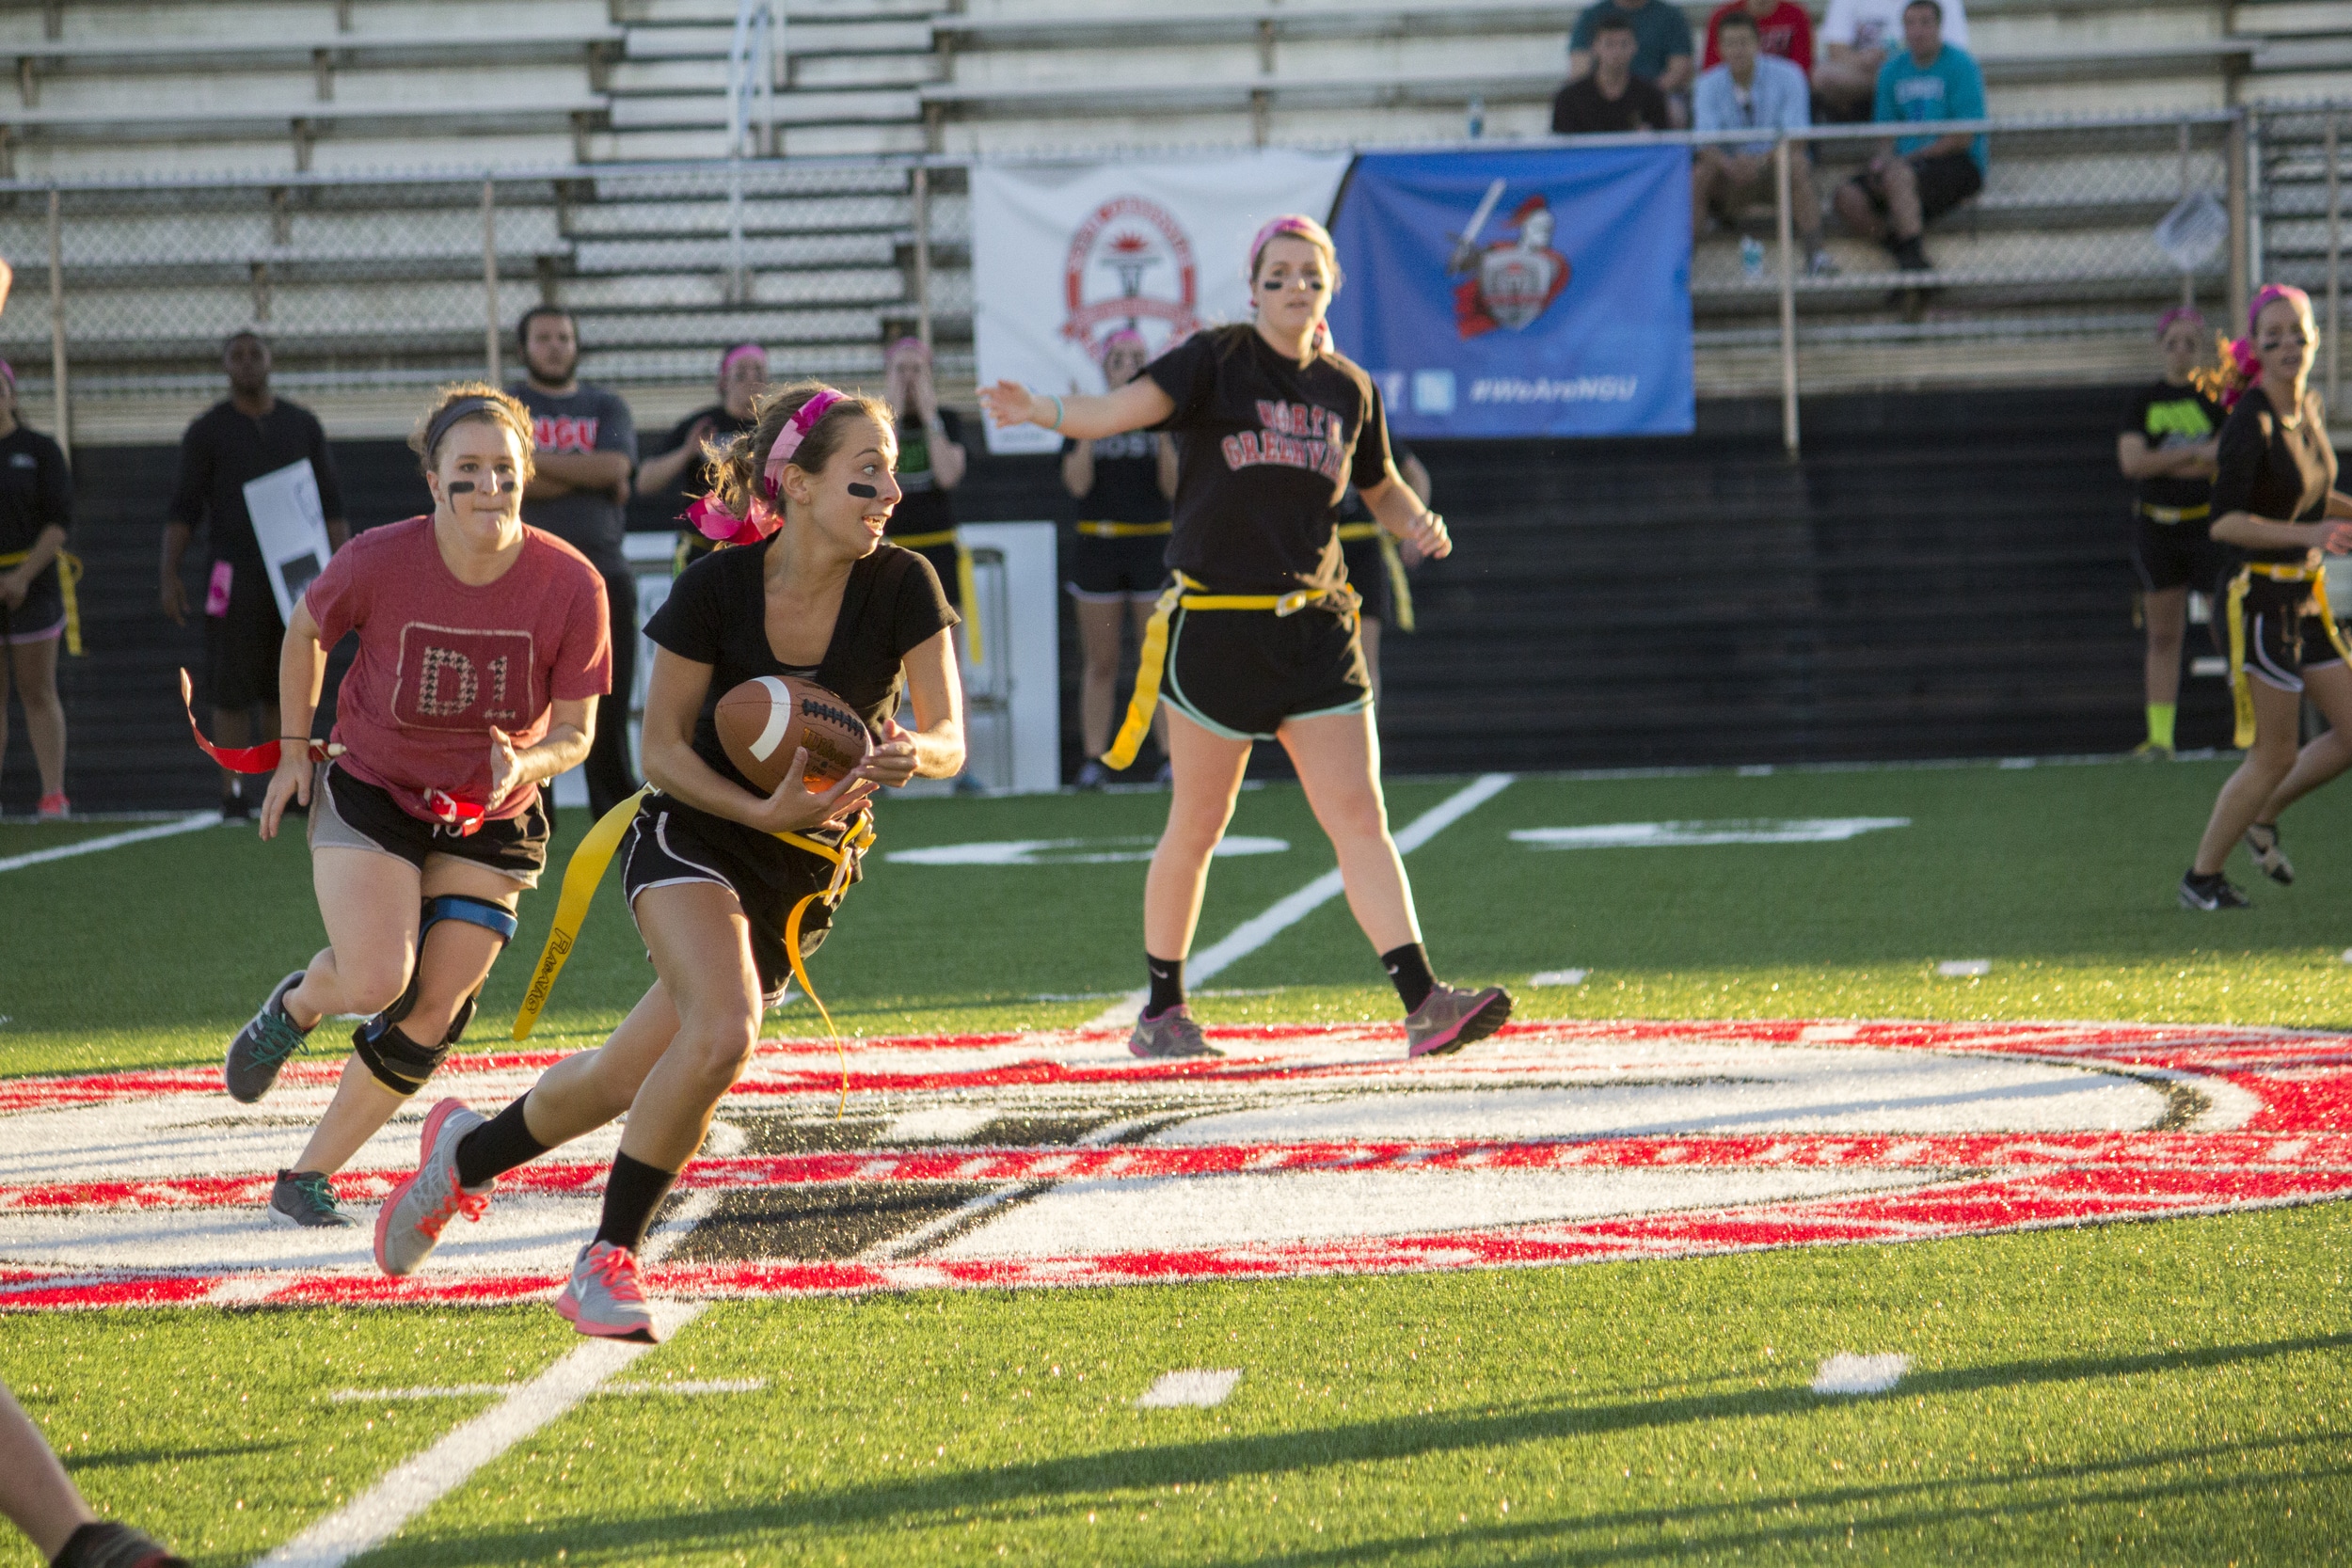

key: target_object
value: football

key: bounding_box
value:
[713,674,874,793]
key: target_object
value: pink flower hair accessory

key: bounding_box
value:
[685,491,778,546]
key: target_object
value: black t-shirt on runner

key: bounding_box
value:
[2210,386,2339,565]
[1146,325,1392,594]
[167,398,345,569]
[1063,431,1168,525]
[1551,74,1673,134]
[643,538,959,797]
[888,407,963,539]
[2120,379,2225,514]
[0,424,72,559]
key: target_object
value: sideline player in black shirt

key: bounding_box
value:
[2116,307,2226,759]
[2181,286,2352,910]
[161,330,347,817]
[1066,328,1178,787]
[0,362,74,817]
[881,335,968,608]
[983,214,1512,1062]
[638,341,768,573]
[375,384,964,1342]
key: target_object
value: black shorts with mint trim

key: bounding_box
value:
[307,760,549,885]
[1161,600,1372,741]
[619,792,854,1004]
[2242,577,2349,694]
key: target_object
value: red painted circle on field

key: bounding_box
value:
[6,1019,2351,1310]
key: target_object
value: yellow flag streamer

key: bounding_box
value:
[511,786,647,1040]
[0,548,83,655]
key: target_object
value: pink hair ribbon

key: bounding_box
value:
[681,387,848,546]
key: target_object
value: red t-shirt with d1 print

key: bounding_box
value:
[304,515,612,823]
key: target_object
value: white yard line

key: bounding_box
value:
[1083,772,1516,1029]
[256,1305,707,1568]
[0,813,218,873]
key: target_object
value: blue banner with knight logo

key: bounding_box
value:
[1326,147,1693,438]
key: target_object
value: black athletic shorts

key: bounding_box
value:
[0,564,63,643]
[1066,528,1169,602]
[619,792,860,1003]
[1338,532,1390,624]
[308,759,549,885]
[2131,513,2232,595]
[1850,150,1983,227]
[1161,600,1372,741]
[202,560,285,709]
[2240,576,2350,695]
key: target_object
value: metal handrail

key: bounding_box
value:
[724,0,783,303]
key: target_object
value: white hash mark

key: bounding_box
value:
[1810,1353,1910,1395]
[1936,959,1993,977]
[1136,1369,1243,1409]
[1529,969,1589,988]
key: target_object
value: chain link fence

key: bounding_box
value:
[0,105,2335,451]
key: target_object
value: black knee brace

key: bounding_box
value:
[351,895,516,1095]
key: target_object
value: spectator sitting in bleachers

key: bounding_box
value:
[1692,10,1836,276]
[1703,0,1813,77]
[1554,13,1673,135]
[1568,0,1693,125]
[1833,0,1985,277]
[1815,0,1968,121]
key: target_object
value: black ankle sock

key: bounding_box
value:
[1146,953,1185,1017]
[454,1095,550,1189]
[1381,942,1437,1014]
[595,1152,679,1253]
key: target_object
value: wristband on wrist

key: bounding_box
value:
[1046,394,1065,431]
[280,735,311,742]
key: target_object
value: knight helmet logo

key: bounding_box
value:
[1450,191,1572,340]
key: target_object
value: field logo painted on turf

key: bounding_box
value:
[6,1018,2352,1309]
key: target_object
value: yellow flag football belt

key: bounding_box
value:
[2223,563,2351,749]
[1101,571,1364,770]
[2139,501,2211,525]
[0,548,83,654]
[1076,519,1173,538]
[510,786,877,1111]
[1332,523,1417,633]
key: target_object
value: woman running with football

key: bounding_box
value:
[981,214,1511,1061]
[223,385,611,1229]
[2181,284,2352,909]
[373,383,964,1342]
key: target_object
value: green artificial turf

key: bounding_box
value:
[11,754,2352,1564]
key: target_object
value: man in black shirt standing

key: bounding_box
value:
[161,330,347,819]
[511,304,641,816]
[1553,14,1673,134]
[0,362,75,818]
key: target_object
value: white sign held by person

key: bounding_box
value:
[971,151,1351,455]
[241,458,332,626]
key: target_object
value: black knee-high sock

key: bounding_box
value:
[1382,942,1437,1014]
[454,1094,549,1189]
[594,1152,678,1254]
[1146,953,1185,1016]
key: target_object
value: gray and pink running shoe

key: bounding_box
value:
[557,1241,660,1343]
[373,1098,491,1277]
[1405,983,1513,1058]
[1129,1005,1223,1059]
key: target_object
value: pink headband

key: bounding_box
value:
[2155,306,2204,337]
[684,387,850,547]
[1248,214,1335,277]
[0,360,16,389]
[2249,283,2312,336]
[762,388,847,497]
[719,342,767,378]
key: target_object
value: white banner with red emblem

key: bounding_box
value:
[969,151,1352,455]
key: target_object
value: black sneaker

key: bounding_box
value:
[1074,760,1112,791]
[219,791,251,822]
[2245,822,2295,885]
[2179,870,2249,911]
[225,971,312,1103]
[52,1521,188,1568]
[268,1168,354,1229]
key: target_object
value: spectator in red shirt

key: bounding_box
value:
[219,383,612,1231]
[1703,0,1813,73]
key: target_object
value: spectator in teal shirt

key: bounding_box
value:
[1834,0,1985,277]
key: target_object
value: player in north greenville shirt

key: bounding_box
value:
[982,214,1513,1065]
[2116,306,2226,759]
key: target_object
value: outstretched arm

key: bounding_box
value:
[1360,467,1452,561]
[979,377,1174,441]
